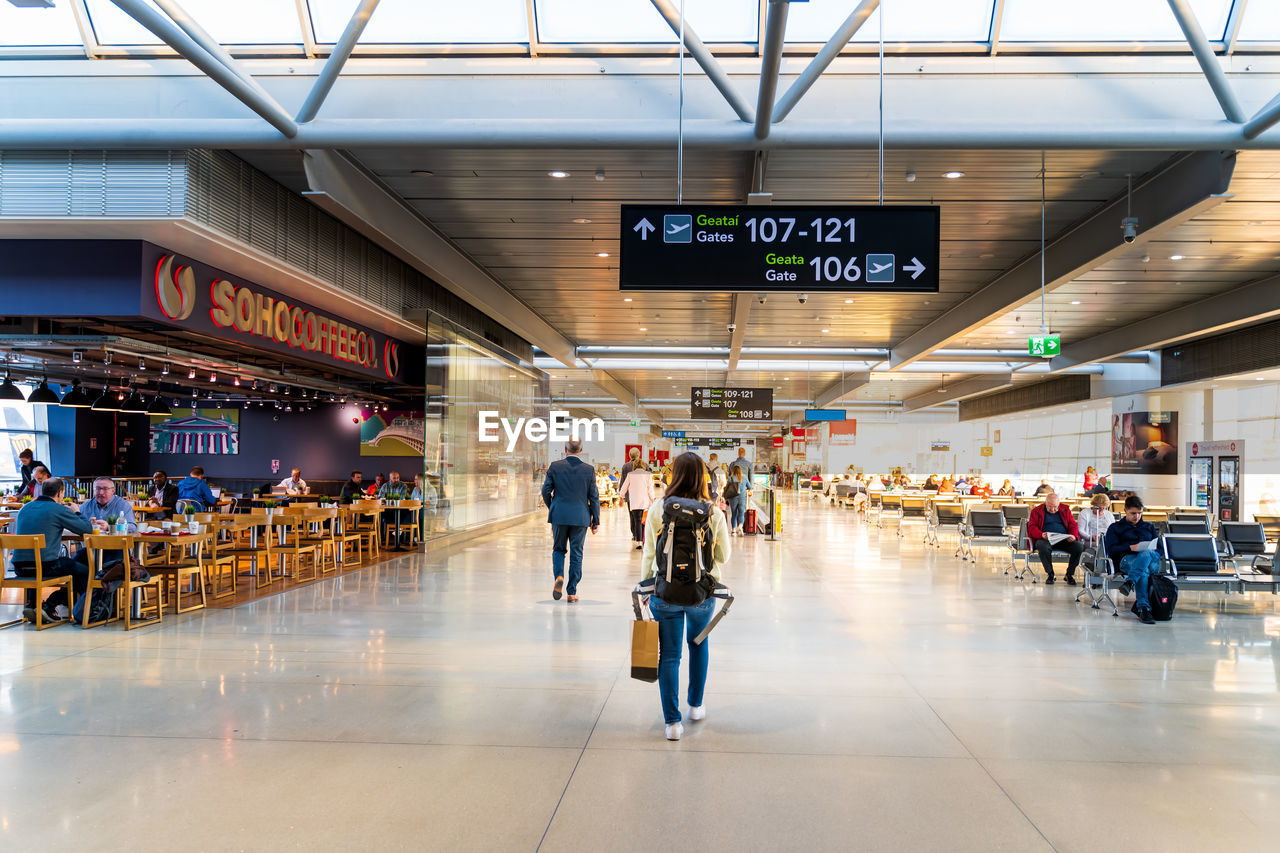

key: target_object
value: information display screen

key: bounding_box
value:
[620,204,940,293]
[691,387,773,421]
[672,436,740,449]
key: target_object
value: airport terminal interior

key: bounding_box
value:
[4,1,1280,850]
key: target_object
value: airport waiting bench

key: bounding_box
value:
[926,502,965,549]
[960,509,1009,565]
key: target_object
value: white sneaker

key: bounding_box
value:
[54,604,70,620]
[665,722,684,741]
[689,705,706,721]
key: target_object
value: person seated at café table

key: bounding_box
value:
[276,468,309,496]
[339,470,364,504]
[1088,474,1112,497]
[176,466,217,511]
[378,471,414,544]
[998,479,1015,496]
[365,473,386,497]
[11,477,93,624]
[970,477,993,498]
[145,470,179,519]
[413,473,438,536]
[17,465,50,499]
[75,476,138,568]
[1028,490,1084,586]
[922,475,940,492]
[1033,479,1053,497]
[938,476,955,493]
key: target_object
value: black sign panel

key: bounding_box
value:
[691,387,773,421]
[620,204,940,293]
[673,436,741,449]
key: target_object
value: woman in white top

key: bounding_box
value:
[1076,492,1115,548]
[619,461,654,549]
[640,452,731,741]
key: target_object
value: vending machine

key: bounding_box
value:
[1186,440,1245,522]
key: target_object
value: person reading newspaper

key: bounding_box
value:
[1027,491,1084,585]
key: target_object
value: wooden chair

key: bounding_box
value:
[0,533,72,630]
[385,500,423,548]
[145,532,208,614]
[81,534,164,630]
[297,508,339,574]
[204,526,240,600]
[268,516,318,583]
[350,502,382,559]
[335,507,365,567]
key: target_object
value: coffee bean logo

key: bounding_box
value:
[154,254,195,321]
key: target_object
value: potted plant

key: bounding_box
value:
[77,488,88,501]
[263,499,277,515]
[183,504,198,533]
[20,495,32,504]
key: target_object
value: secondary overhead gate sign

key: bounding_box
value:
[619,204,940,293]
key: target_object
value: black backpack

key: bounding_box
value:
[654,497,718,606]
[1148,574,1178,621]
[721,479,739,500]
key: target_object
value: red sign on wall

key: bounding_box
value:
[772,436,784,448]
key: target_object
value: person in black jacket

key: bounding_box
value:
[145,470,179,519]
[339,470,364,504]
[1103,495,1161,624]
[16,449,45,496]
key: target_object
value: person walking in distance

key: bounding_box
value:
[724,466,747,535]
[541,438,600,603]
[619,460,653,550]
[640,452,731,741]
[620,447,641,509]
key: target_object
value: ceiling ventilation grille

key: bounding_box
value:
[958,375,1091,421]
[1161,319,1280,386]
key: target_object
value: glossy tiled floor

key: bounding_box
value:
[3,495,1280,851]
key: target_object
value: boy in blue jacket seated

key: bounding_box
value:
[1103,495,1160,624]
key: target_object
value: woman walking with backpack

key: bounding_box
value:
[640,452,731,741]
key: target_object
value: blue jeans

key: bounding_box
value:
[649,596,715,724]
[551,524,587,595]
[1120,550,1161,610]
[728,493,747,529]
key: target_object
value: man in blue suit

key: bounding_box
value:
[541,438,600,603]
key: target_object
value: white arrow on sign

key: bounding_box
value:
[633,218,655,240]
[904,257,926,280]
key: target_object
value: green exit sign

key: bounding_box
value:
[630,419,639,427]
[1028,334,1061,358]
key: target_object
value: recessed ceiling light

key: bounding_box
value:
[548,170,569,178]
[597,252,609,258]
[639,327,647,331]
[1256,376,1265,381]
[942,171,965,179]
[821,329,830,333]
[1070,300,1081,305]
[844,299,853,304]
[1169,254,1184,261]
[623,297,632,302]
[573,218,591,224]
[410,169,433,177]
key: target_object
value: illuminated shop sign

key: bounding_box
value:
[142,244,410,384]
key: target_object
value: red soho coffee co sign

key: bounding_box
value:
[147,248,407,384]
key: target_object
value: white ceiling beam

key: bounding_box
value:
[1166,0,1245,123]
[887,150,1236,370]
[295,0,381,123]
[300,149,577,367]
[648,0,754,123]
[1049,273,1280,372]
[812,372,873,409]
[903,374,1012,411]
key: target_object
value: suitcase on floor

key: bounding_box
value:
[743,508,758,535]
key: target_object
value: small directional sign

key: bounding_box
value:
[620,204,940,293]
[661,429,686,438]
[1028,334,1061,358]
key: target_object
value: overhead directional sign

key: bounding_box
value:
[1028,334,1062,358]
[661,429,686,438]
[620,204,940,293]
[691,387,774,421]
[805,409,847,422]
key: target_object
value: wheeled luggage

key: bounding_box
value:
[743,508,757,534]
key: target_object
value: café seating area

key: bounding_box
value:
[0,492,431,627]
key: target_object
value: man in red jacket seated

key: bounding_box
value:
[1028,491,1084,585]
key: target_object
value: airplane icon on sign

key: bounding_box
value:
[868,260,893,275]
[664,214,693,243]
[866,253,896,283]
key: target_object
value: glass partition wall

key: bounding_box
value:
[425,312,549,536]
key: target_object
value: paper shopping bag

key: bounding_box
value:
[630,618,660,682]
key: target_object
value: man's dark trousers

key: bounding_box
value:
[1034,538,1084,577]
[551,524,587,596]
